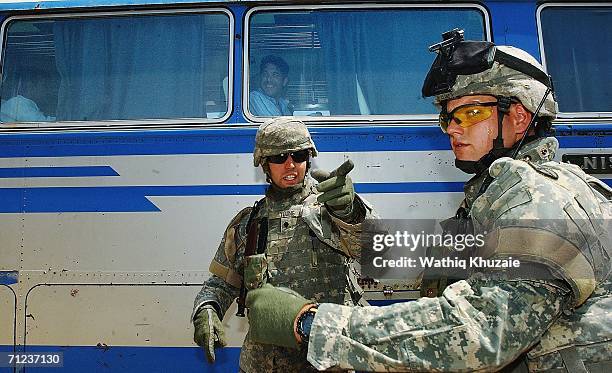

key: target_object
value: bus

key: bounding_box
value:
[0,0,610,371]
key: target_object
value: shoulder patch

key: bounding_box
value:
[229,206,252,228]
[472,159,532,224]
[224,207,252,264]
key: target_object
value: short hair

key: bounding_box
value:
[535,116,554,137]
[260,55,289,77]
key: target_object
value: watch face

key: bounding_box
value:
[301,312,315,334]
[298,311,316,342]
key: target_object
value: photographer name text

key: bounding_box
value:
[372,256,521,269]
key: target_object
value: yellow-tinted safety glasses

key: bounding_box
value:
[439,102,498,133]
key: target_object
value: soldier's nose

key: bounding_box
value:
[446,120,464,136]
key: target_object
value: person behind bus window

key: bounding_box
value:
[249,55,293,116]
[0,95,54,123]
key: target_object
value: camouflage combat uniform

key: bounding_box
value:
[193,126,375,372]
[301,38,611,372]
[304,137,611,372]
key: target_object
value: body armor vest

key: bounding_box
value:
[240,179,359,372]
[424,138,611,372]
[472,138,611,372]
[525,278,611,372]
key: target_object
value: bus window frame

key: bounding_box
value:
[242,3,492,125]
[0,7,235,131]
[536,2,612,121]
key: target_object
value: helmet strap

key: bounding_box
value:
[510,86,552,159]
[303,159,311,188]
[493,96,512,150]
[455,146,512,174]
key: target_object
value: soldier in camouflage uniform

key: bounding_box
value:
[245,35,611,372]
[192,117,375,372]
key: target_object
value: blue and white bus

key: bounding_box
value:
[0,0,610,371]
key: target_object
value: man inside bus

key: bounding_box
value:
[0,94,53,122]
[1,71,54,123]
[191,117,376,372]
[249,55,293,116]
[243,34,611,372]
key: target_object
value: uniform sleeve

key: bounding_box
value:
[329,195,378,260]
[193,274,239,319]
[192,207,251,319]
[307,277,570,372]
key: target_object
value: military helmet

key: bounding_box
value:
[433,45,558,119]
[253,117,318,167]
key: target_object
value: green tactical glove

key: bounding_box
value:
[193,305,226,363]
[246,284,311,349]
[311,159,355,218]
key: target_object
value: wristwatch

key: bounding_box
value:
[296,304,318,344]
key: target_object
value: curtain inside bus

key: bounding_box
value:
[51,14,227,121]
[314,10,485,116]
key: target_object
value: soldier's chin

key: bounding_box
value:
[281,179,298,187]
[455,156,479,161]
[453,149,479,162]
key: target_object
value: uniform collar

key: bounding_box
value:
[513,136,558,163]
[462,137,558,208]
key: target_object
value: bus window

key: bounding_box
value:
[0,11,231,125]
[539,5,612,114]
[246,6,487,119]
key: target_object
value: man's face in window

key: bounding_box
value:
[260,63,288,99]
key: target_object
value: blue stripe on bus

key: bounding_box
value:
[1,345,240,372]
[0,182,464,213]
[0,271,18,285]
[0,187,163,213]
[0,166,118,178]
[0,127,448,157]
[358,182,465,193]
[0,126,610,158]
[1,180,610,213]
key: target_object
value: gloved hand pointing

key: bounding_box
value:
[311,159,356,219]
[193,305,226,363]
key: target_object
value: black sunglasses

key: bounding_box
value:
[267,150,310,164]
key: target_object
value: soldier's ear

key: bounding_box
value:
[261,163,272,183]
[511,103,533,135]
